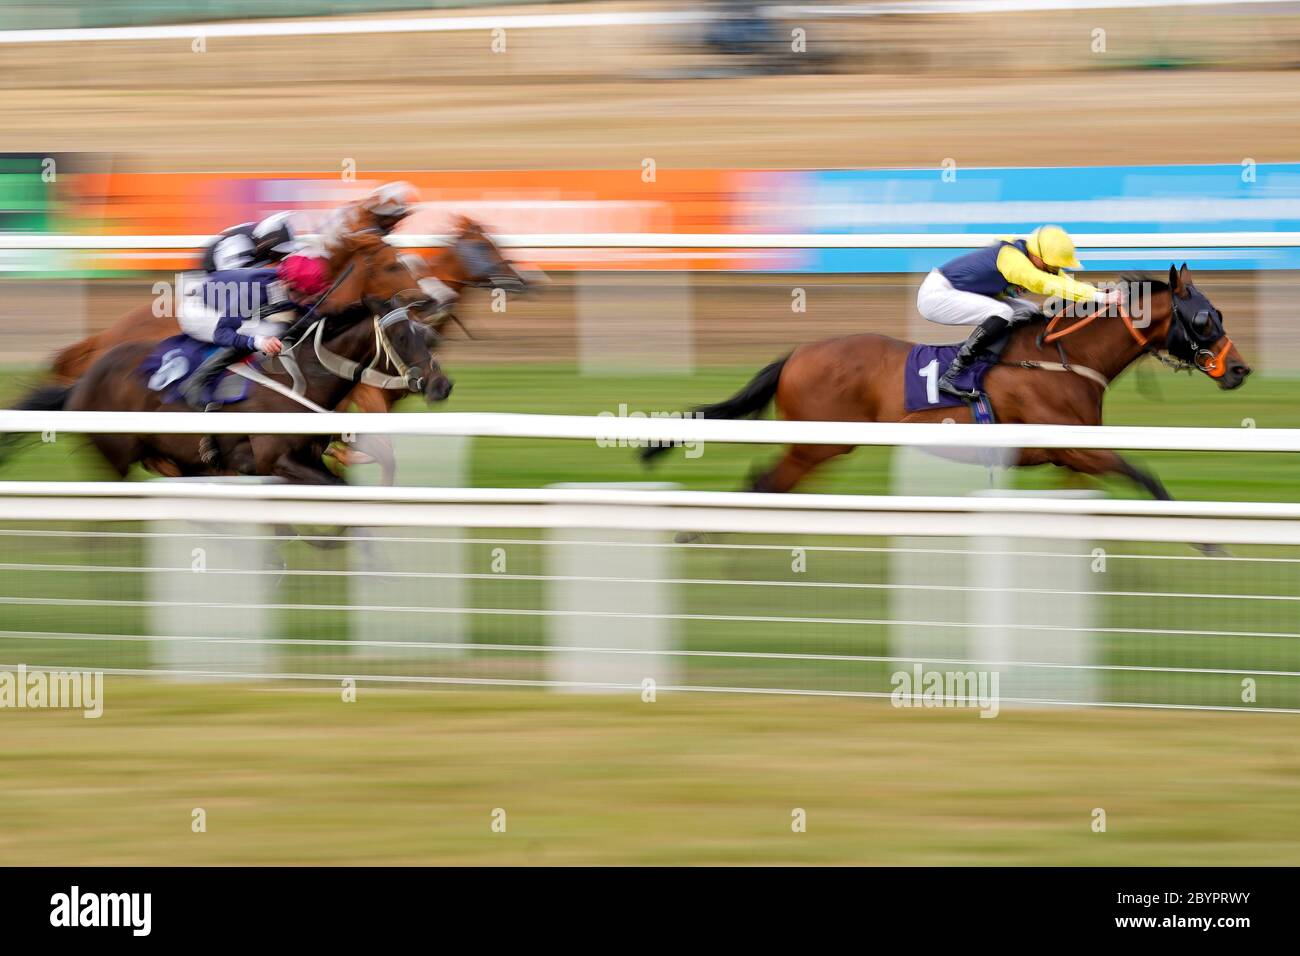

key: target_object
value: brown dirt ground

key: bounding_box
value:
[0,2,1298,171]
[1,3,1297,368]
[0,271,1280,369]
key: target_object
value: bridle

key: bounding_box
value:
[1036,281,1235,381]
[278,243,433,393]
[312,307,430,392]
[1167,292,1234,380]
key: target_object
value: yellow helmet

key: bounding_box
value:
[1026,225,1083,271]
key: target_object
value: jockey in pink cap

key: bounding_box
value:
[178,255,332,408]
[277,253,331,301]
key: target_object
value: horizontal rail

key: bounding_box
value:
[0,0,1291,46]
[2,410,1296,452]
[0,483,1296,544]
[0,11,714,46]
[4,232,1300,251]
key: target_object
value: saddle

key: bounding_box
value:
[139,335,251,406]
[903,317,1030,421]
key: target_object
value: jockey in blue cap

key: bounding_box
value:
[199,211,300,273]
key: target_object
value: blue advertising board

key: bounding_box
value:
[740,163,1300,273]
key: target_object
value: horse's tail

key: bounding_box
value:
[50,335,100,382]
[640,354,789,463]
[0,383,72,466]
[13,383,72,412]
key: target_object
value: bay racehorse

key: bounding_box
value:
[319,217,531,476]
[4,232,452,484]
[644,265,1250,504]
[48,215,527,389]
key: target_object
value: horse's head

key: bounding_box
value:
[372,306,454,403]
[444,216,530,293]
[1162,264,1251,390]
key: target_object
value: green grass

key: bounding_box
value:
[1,362,1298,709]
[3,680,1299,865]
[1,363,1297,864]
[4,360,1297,500]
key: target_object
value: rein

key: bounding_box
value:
[279,261,356,355]
[312,308,425,392]
[1041,298,1154,348]
[1038,291,1235,379]
[1024,296,1164,391]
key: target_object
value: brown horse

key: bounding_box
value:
[4,233,453,484]
[321,218,530,477]
[340,216,530,416]
[644,265,1250,503]
[49,215,527,392]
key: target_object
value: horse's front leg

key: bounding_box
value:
[1045,448,1223,554]
[1045,448,1169,500]
[254,436,345,486]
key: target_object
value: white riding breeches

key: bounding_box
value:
[177,293,290,345]
[916,269,1033,327]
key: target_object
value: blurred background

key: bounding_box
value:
[2,0,1300,867]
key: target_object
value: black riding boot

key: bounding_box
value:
[179,346,240,466]
[937,315,1009,402]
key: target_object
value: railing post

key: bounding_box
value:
[348,433,470,662]
[146,477,276,679]
[545,483,681,694]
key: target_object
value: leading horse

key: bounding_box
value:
[644,265,1250,503]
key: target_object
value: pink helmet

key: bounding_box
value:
[277,255,330,296]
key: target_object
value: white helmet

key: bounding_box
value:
[364,182,420,219]
[252,211,299,260]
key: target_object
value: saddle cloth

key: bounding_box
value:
[139,335,252,406]
[903,344,996,412]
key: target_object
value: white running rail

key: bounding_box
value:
[3,232,1299,250]
[0,482,1296,545]
[3,410,1299,453]
[0,1,1293,46]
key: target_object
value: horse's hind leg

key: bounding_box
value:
[92,435,144,479]
[675,442,852,544]
[749,443,855,494]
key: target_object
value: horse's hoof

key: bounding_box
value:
[198,436,220,467]
[674,530,709,544]
[330,448,377,467]
[261,554,288,589]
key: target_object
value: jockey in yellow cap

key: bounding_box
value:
[916,225,1117,400]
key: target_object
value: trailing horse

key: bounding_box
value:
[48,215,526,387]
[2,233,453,485]
[644,265,1250,504]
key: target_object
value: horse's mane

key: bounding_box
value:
[334,229,387,257]
[317,309,373,342]
[1119,272,1170,292]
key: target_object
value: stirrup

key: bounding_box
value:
[197,403,222,466]
[937,373,979,402]
[198,435,221,467]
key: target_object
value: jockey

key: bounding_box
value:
[199,211,301,273]
[916,225,1118,401]
[178,255,330,421]
[315,182,421,256]
[312,181,459,319]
